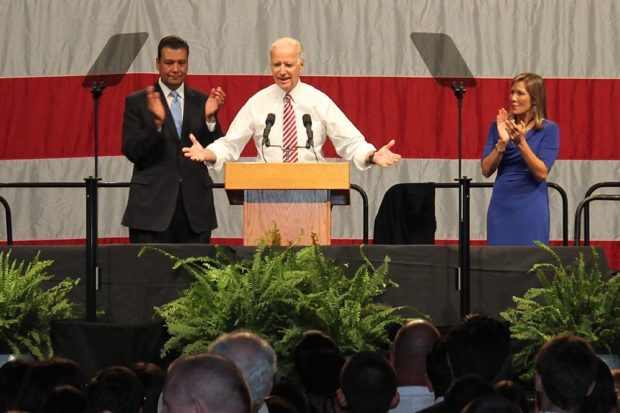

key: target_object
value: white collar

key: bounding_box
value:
[158,79,185,99]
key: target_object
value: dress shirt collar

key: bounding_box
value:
[275,80,303,103]
[158,79,185,100]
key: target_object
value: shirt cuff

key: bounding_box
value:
[206,120,217,132]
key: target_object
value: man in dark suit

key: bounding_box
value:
[121,35,225,243]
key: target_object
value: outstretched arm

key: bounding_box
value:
[182,133,217,163]
[369,139,401,167]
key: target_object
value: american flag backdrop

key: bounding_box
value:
[1,0,619,267]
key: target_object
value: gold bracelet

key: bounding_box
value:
[495,143,506,153]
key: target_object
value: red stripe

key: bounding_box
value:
[2,75,619,160]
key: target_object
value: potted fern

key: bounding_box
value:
[500,242,620,377]
[147,236,404,378]
[0,251,79,362]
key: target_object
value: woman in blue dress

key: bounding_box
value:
[481,73,560,246]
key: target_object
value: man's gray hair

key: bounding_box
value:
[270,37,305,62]
[209,331,277,412]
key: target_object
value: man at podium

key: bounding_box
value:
[182,37,401,170]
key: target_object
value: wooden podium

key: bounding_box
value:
[224,162,350,246]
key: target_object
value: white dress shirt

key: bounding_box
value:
[158,79,216,132]
[207,81,376,170]
[159,80,184,117]
[390,385,436,413]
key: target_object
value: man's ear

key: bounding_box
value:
[389,390,400,409]
[336,388,348,408]
[193,398,205,413]
[586,380,596,397]
[425,373,433,392]
[534,374,543,392]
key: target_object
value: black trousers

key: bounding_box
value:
[129,188,212,244]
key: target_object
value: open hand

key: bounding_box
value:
[372,139,401,167]
[182,133,216,162]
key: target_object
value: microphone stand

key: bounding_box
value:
[91,81,105,178]
[85,80,105,322]
[450,81,471,318]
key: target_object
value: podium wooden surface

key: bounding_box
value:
[224,162,350,245]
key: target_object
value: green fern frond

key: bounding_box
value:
[500,242,619,380]
[152,236,404,379]
[0,251,78,359]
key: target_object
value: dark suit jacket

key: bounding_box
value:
[121,83,223,233]
[373,183,436,244]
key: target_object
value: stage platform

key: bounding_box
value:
[0,244,608,377]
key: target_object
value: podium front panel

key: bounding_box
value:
[244,191,331,245]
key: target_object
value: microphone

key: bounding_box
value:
[302,114,313,149]
[262,113,275,147]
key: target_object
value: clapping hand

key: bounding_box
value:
[505,118,527,144]
[496,108,511,145]
[205,86,226,122]
[146,86,165,129]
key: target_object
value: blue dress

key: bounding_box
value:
[482,119,560,246]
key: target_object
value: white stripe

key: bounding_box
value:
[1,0,619,78]
[1,157,619,242]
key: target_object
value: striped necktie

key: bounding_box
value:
[282,93,298,162]
[170,90,182,137]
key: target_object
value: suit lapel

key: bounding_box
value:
[183,87,198,137]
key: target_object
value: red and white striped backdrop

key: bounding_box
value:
[1,1,619,267]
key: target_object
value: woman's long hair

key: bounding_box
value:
[511,72,547,130]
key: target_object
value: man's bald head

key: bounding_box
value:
[162,353,252,413]
[392,319,440,385]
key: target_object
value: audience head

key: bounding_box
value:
[293,330,345,397]
[86,365,144,413]
[269,382,310,413]
[208,330,277,412]
[15,356,85,412]
[579,357,618,413]
[494,380,529,413]
[130,361,166,413]
[40,384,86,413]
[613,368,620,402]
[535,335,598,412]
[444,314,511,382]
[337,351,398,413]
[0,358,35,411]
[265,395,301,413]
[443,374,496,413]
[391,318,440,386]
[425,340,453,399]
[162,353,251,413]
[461,394,523,413]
